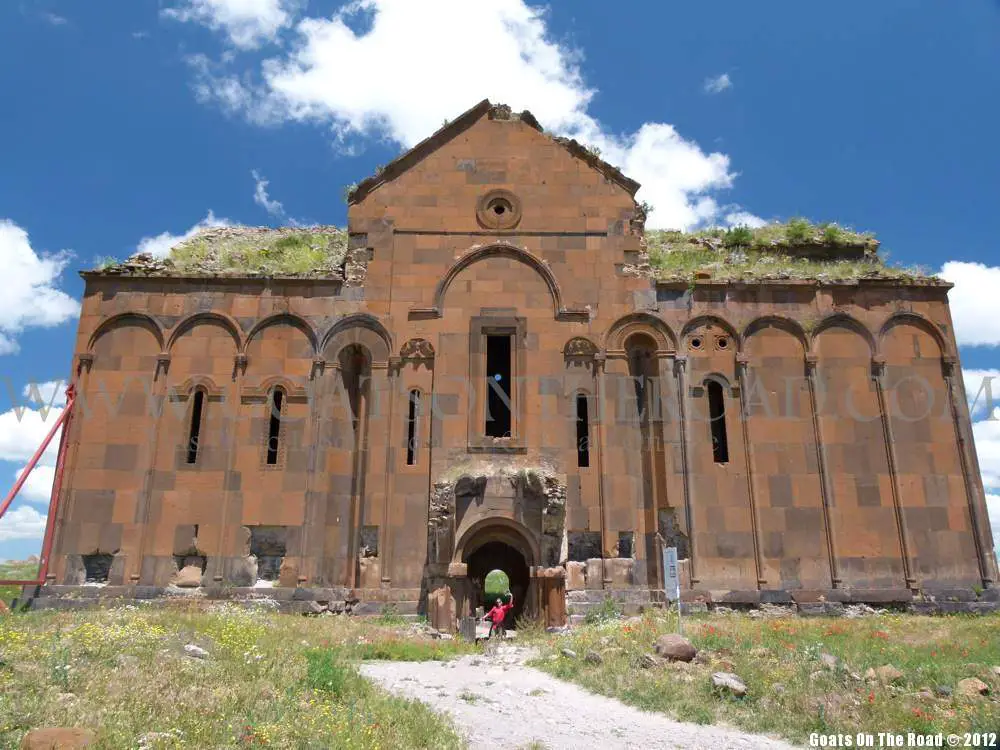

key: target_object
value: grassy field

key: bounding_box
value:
[531,608,1000,744]
[0,604,469,749]
[0,561,38,605]
[1,605,997,748]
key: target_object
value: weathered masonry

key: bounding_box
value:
[37,100,998,624]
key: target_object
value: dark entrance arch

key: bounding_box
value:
[464,541,530,626]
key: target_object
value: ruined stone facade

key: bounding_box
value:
[41,101,998,623]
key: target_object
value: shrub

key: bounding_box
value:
[584,596,622,625]
[304,648,352,696]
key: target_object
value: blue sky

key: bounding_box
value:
[1,0,998,561]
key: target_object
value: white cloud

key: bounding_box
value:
[704,73,732,94]
[962,368,1000,420]
[42,12,68,26]
[0,405,63,467]
[0,506,47,541]
[182,0,746,231]
[136,210,232,258]
[252,169,285,217]
[14,464,55,506]
[723,211,768,229]
[162,0,301,49]
[0,220,80,356]
[939,261,1000,347]
[23,380,69,410]
[973,418,1000,492]
[987,494,1000,553]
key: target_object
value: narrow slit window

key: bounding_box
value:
[405,389,420,466]
[266,388,284,466]
[575,393,590,468]
[707,380,729,464]
[186,390,205,464]
[485,334,512,437]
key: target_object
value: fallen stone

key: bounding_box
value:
[653,634,697,662]
[992,665,1000,677]
[278,559,299,588]
[819,653,839,670]
[584,650,603,665]
[772,683,785,695]
[183,644,208,659]
[874,665,903,684]
[711,672,747,697]
[172,565,203,588]
[639,653,661,669]
[20,728,96,749]
[934,685,952,697]
[560,648,577,659]
[956,678,989,698]
[304,601,326,616]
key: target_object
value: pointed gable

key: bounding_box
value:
[347,99,640,206]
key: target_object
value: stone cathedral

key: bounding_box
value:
[36,100,998,625]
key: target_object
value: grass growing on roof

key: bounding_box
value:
[167,229,349,276]
[644,220,932,283]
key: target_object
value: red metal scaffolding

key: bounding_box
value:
[0,384,75,586]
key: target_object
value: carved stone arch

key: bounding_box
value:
[321,313,392,365]
[171,376,223,399]
[878,312,950,358]
[246,313,318,356]
[680,315,740,352]
[241,375,308,403]
[167,312,243,352]
[412,243,587,321]
[604,313,677,354]
[400,337,435,362]
[810,313,877,356]
[742,315,808,353]
[563,336,599,360]
[87,313,164,352]
[453,516,539,568]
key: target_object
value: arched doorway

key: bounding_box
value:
[465,541,530,625]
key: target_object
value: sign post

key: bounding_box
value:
[662,546,682,635]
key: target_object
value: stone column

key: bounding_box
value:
[871,356,917,590]
[592,353,610,587]
[133,352,172,584]
[805,354,842,588]
[942,356,997,587]
[736,354,766,589]
[673,355,698,586]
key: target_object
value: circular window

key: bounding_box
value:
[689,336,704,351]
[476,189,522,230]
[715,336,730,351]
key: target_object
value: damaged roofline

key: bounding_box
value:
[346,98,641,206]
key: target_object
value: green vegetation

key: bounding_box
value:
[0,606,462,748]
[485,569,511,602]
[645,220,933,283]
[0,559,38,604]
[95,227,349,277]
[533,610,1000,743]
[583,596,622,625]
[168,228,347,276]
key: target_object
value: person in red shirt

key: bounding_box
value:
[484,593,514,639]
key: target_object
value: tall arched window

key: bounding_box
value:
[186,389,206,464]
[575,393,591,468]
[706,379,729,464]
[265,387,285,466]
[405,389,421,466]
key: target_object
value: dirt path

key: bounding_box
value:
[360,645,801,750]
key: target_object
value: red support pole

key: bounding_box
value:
[0,385,75,586]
